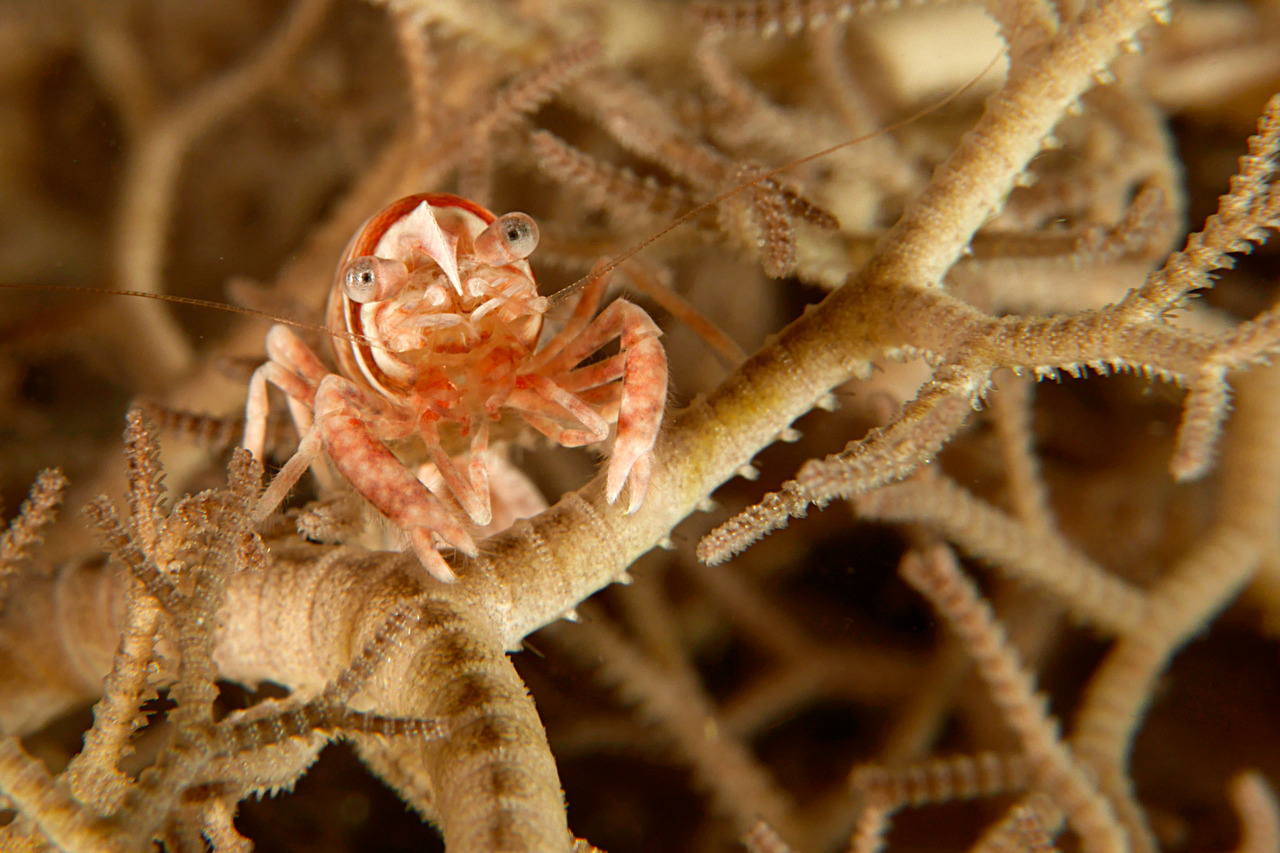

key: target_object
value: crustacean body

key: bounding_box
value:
[243,193,668,582]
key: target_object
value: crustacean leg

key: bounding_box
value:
[247,354,476,583]
[527,287,667,513]
[243,324,329,461]
[420,418,492,527]
[244,325,472,582]
[417,447,548,540]
[507,374,611,448]
[312,376,476,583]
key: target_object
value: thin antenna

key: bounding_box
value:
[0,283,385,351]
[0,57,1000,349]
[552,53,1001,304]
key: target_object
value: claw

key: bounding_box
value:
[419,511,478,558]
[605,326,666,512]
[629,455,652,514]
[605,444,653,513]
[408,528,460,583]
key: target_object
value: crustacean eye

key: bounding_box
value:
[473,212,539,267]
[341,256,409,303]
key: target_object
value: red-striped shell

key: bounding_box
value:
[325,193,542,405]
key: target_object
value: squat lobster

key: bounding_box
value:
[243,193,668,583]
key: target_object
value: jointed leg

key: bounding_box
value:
[420,419,493,527]
[558,353,626,393]
[313,377,476,583]
[243,324,331,460]
[508,375,611,447]
[252,374,475,583]
[484,449,548,531]
[607,301,666,512]
[538,299,667,512]
[252,425,323,525]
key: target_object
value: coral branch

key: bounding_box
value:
[900,546,1126,853]
[0,469,66,611]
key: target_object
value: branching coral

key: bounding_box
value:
[2,0,1280,850]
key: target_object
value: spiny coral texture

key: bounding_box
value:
[1,0,1280,851]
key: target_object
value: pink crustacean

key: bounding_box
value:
[242,192,668,583]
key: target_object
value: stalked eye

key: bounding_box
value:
[341,256,409,303]
[473,212,539,266]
